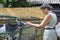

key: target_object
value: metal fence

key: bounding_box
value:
[0,20,44,40]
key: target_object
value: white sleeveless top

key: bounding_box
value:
[45,11,57,28]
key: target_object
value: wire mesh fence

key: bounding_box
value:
[0,20,44,40]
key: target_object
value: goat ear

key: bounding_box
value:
[0,25,3,28]
[20,22,25,26]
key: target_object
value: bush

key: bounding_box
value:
[4,0,29,7]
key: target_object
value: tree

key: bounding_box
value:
[0,0,3,3]
[11,0,29,7]
[0,0,29,7]
[4,0,9,7]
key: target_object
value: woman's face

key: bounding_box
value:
[41,8,48,14]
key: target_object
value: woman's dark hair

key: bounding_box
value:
[40,7,51,10]
[40,3,53,10]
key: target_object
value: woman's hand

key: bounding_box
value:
[26,21,32,26]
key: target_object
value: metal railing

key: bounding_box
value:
[0,26,44,40]
[0,15,44,40]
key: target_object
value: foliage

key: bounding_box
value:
[3,0,29,7]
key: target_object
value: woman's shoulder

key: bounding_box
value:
[48,11,55,16]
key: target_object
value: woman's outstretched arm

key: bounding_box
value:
[26,14,51,28]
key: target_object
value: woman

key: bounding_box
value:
[26,3,57,40]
